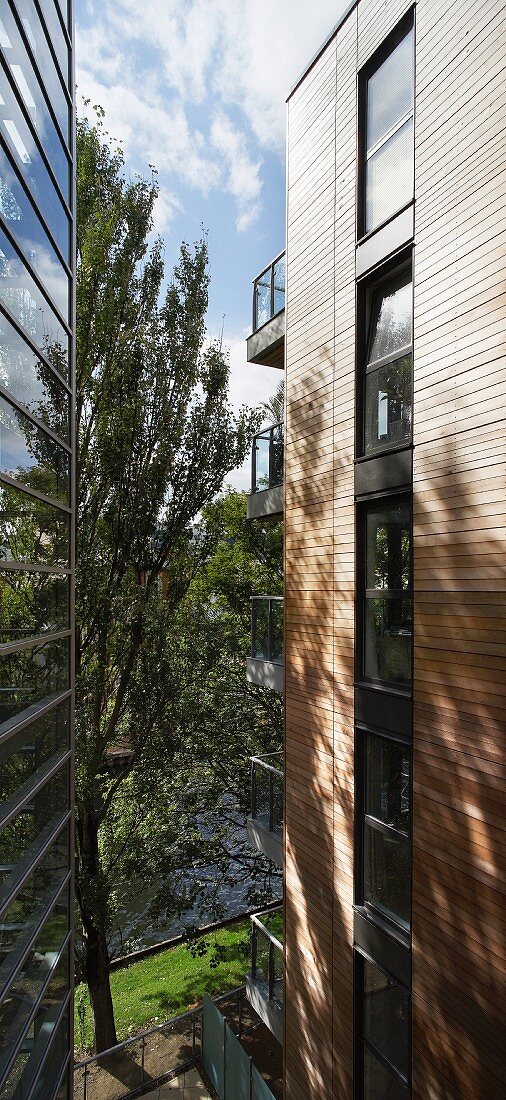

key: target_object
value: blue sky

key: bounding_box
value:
[76,0,349,487]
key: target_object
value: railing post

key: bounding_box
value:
[141,1034,145,1082]
[268,770,274,832]
[251,922,257,979]
[268,598,273,663]
[268,939,275,1001]
[238,988,243,1039]
[251,599,255,659]
[83,1064,88,1100]
[252,435,257,494]
[270,261,274,321]
[249,1055,253,1100]
[268,425,273,489]
[223,1015,227,1100]
[251,760,257,819]
[192,1011,196,1065]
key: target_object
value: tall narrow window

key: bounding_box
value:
[362,732,411,931]
[364,271,412,455]
[362,498,412,688]
[364,27,414,234]
[357,953,410,1098]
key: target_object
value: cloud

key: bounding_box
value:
[223,334,283,491]
[210,112,262,232]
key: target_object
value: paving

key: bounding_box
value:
[142,1067,211,1099]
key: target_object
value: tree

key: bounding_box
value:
[75,112,259,1052]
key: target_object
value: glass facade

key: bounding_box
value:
[0,2,73,1097]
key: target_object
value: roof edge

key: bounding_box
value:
[286,0,359,102]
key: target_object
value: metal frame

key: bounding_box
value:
[250,753,283,834]
[250,908,283,1007]
[250,596,283,665]
[252,251,285,333]
[251,422,284,494]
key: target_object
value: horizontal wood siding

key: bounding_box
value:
[413,1,506,1096]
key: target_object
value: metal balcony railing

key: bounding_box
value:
[251,753,283,835]
[250,908,283,1009]
[251,423,283,494]
[253,253,285,332]
[251,597,283,664]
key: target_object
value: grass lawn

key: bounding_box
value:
[74,920,250,1054]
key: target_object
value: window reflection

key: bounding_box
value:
[0,700,68,810]
[0,229,69,367]
[0,637,69,725]
[0,762,69,871]
[0,312,69,436]
[0,484,68,566]
[364,273,412,455]
[365,29,414,232]
[0,935,69,1091]
[0,394,68,502]
[363,500,412,687]
[10,0,69,141]
[0,570,68,642]
[363,958,409,1081]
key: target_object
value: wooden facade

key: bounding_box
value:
[284,1,505,1097]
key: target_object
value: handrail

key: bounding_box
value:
[250,753,283,778]
[251,251,285,285]
[250,910,283,954]
[250,595,283,602]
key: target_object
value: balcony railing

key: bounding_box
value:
[251,597,283,665]
[251,423,283,494]
[250,908,283,1011]
[253,253,285,332]
[251,754,283,835]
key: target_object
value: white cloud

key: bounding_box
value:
[224,333,283,491]
[210,112,262,232]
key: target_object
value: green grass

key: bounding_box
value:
[74,920,250,1054]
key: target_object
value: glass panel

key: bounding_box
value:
[0,147,69,316]
[0,570,68,641]
[11,0,69,138]
[0,67,70,260]
[0,6,69,194]
[364,823,410,929]
[0,484,69,567]
[368,278,412,365]
[0,394,68,502]
[365,735,410,834]
[364,598,412,685]
[254,927,269,985]
[0,227,69,357]
[271,423,283,486]
[0,761,69,872]
[252,600,269,660]
[366,118,413,233]
[0,826,69,962]
[367,32,413,152]
[366,502,411,592]
[271,600,283,662]
[363,959,409,1080]
[273,257,285,314]
[34,1,69,87]
[254,433,270,491]
[0,638,69,725]
[0,945,69,1097]
[255,271,271,328]
[364,1046,408,1099]
[364,356,411,454]
[0,312,68,437]
[0,700,68,809]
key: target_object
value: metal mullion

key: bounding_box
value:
[0,562,71,575]
[0,689,70,749]
[49,0,71,45]
[0,53,71,216]
[0,811,70,917]
[0,941,71,1093]
[32,0,72,90]
[0,627,70,656]
[49,1051,70,1100]
[363,1036,409,1088]
[364,813,409,843]
[0,133,71,275]
[366,344,412,374]
[0,302,71,393]
[252,434,257,493]
[0,471,71,513]
[0,384,71,454]
[0,870,71,1004]
[0,214,71,336]
[0,747,71,832]
[7,0,72,149]
[366,108,413,161]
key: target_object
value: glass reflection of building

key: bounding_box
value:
[0,2,74,1098]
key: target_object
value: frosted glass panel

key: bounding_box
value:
[366,118,413,232]
[367,31,413,152]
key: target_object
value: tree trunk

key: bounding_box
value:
[85,921,118,1053]
[77,805,118,1053]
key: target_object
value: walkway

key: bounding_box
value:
[142,1067,211,1098]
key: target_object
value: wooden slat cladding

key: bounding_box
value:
[412,2,506,1097]
[284,9,357,1098]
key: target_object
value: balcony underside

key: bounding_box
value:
[246,976,283,1045]
[247,312,285,369]
[247,484,283,521]
[247,814,283,868]
[246,658,283,692]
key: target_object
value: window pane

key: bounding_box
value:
[0,570,68,641]
[0,637,69,725]
[0,938,69,1093]
[0,394,69,502]
[364,959,409,1079]
[30,1004,70,1100]
[0,761,68,874]
[366,503,411,591]
[364,598,412,685]
[0,312,69,438]
[365,735,410,833]
[254,434,270,490]
[364,1046,408,1099]
[10,0,69,141]
[0,227,69,356]
[0,484,69,567]
[366,117,413,233]
[255,271,271,328]
[368,278,412,365]
[367,32,413,152]
[273,257,285,314]
[0,700,68,809]
[271,600,283,663]
[32,0,69,86]
[365,356,412,454]
[364,823,410,928]
[0,825,68,957]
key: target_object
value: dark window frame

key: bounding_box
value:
[357,9,415,243]
[354,946,412,1099]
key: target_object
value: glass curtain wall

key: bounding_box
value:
[0,2,74,1098]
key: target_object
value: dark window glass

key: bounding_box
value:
[0,146,69,313]
[0,935,69,1091]
[0,7,69,195]
[0,484,69,567]
[10,0,69,139]
[252,599,269,660]
[0,637,69,725]
[363,501,411,687]
[0,700,69,809]
[0,312,69,435]
[364,958,409,1082]
[364,274,412,455]
[0,824,69,962]
[0,570,68,641]
[364,823,410,929]
[0,394,69,502]
[365,29,413,232]
[30,1001,70,1100]
[0,67,70,259]
[271,600,283,663]
[365,735,410,833]
[0,760,69,871]
[364,1047,408,1099]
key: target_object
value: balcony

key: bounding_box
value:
[247,753,283,867]
[247,253,285,369]
[246,597,283,692]
[247,422,284,521]
[247,908,283,1044]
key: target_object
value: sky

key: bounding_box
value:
[76,0,349,489]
